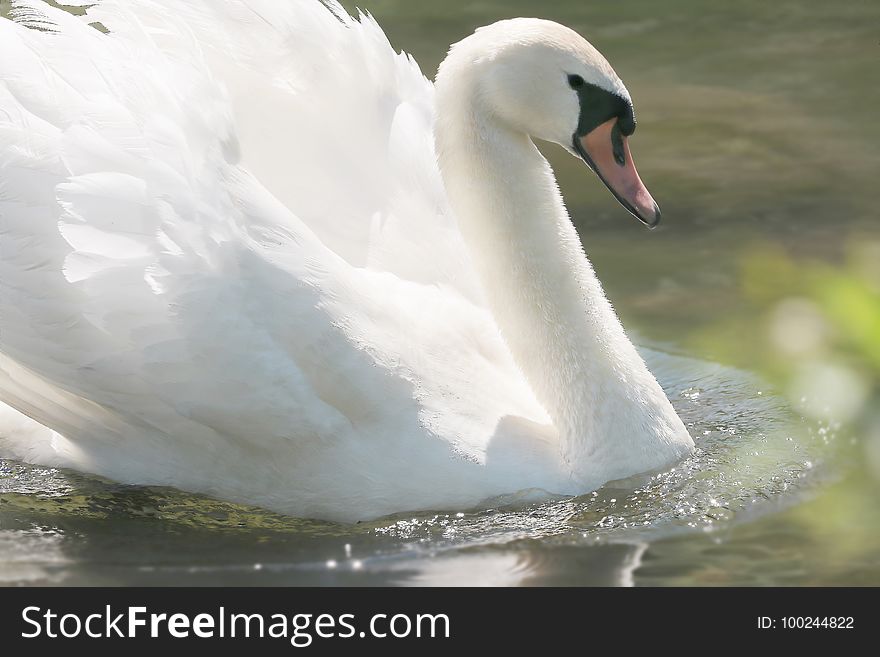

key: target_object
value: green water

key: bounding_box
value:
[1,0,879,585]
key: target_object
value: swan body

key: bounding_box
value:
[0,0,693,521]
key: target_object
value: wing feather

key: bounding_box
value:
[0,1,550,517]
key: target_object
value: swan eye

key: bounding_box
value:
[567,74,585,90]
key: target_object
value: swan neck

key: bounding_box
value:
[436,104,686,480]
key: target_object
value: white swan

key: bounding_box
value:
[0,0,693,522]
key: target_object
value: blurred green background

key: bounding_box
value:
[0,0,878,584]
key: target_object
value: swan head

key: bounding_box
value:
[436,18,660,227]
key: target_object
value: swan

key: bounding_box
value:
[0,0,693,522]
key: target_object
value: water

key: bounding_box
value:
[1,1,878,585]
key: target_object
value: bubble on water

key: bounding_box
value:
[681,387,702,400]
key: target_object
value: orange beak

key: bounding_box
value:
[573,117,660,227]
